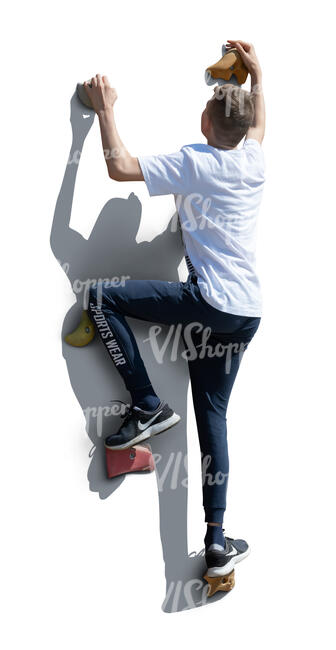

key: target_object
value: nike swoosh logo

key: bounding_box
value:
[138,410,163,431]
[226,547,238,557]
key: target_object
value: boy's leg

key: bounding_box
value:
[88,275,223,449]
[87,275,203,410]
[185,328,244,533]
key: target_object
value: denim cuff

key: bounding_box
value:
[204,507,225,525]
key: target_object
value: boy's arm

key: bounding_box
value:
[84,75,144,181]
[226,40,265,144]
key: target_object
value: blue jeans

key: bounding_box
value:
[88,272,260,524]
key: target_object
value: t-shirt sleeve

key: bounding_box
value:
[243,137,265,170]
[243,137,262,150]
[137,149,188,197]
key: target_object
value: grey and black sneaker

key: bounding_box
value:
[205,534,250,577]
[104,401,181,450]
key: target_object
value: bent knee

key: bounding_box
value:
[88,284,99,306]
[88,282,121,311]
[88,282,107,310]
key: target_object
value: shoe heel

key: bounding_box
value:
[151,412,181,438]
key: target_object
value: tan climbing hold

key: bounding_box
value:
[203,569,235,597]
[206,48,248,85]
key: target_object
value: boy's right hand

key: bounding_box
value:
[84,75,118,115]
[226,40,262,81]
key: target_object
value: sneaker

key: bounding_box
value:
[104,401,181,450]
[205,534,250,577]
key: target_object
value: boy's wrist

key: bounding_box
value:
[98,107,115,121]
[250,68,262,86]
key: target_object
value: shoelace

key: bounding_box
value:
[109,399,134,425]
[88,400,134,457]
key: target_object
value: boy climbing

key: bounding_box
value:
[82,39,265,589]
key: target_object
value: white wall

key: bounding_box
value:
[2,0,335,647]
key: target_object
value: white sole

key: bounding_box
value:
[206,547,251,577]
[104,412,181,451]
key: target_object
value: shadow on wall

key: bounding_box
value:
[50,93,227,611]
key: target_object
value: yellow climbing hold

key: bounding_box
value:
[65,311,95,347]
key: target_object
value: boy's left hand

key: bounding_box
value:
[226,41,261,80]
[84,75,117,114]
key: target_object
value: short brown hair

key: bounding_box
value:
[207,84,255,147]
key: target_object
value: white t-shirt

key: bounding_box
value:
[138,138,265,317]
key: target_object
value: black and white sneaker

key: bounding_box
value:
[104,401,181,450]
[205,535,250,577]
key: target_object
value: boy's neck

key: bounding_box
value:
[206,138,237,150]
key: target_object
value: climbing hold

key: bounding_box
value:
[106,443,155,478]
[205,47,248,86]
[65,310,95,347]
[76,82,93,109]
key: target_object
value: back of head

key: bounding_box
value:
[207,84,255,147]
